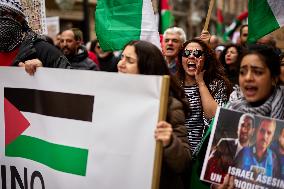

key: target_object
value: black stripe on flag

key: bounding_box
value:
[4,88,94,122]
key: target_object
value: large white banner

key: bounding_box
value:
[0,67,163,189]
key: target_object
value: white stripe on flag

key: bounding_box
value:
[268,0,284,27]
[22,112,93,149]
[141,0,161,50]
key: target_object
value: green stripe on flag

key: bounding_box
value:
[161,10,174,33]
[95,0,143,51]
[6,135,88,176]
[248,0,279,43]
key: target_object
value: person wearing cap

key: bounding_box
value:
[215,45,225,59]
[0,0,70,75]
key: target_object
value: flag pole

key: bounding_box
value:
[203,0,215,31]
[151,75,170,189]
[158,0,162,34]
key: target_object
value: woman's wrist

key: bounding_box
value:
[197,81,206,87]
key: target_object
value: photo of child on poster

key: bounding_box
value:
[201,107,284,189]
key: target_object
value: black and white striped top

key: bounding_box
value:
[184,79,229,156]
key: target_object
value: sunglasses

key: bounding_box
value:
[182,49,204,58]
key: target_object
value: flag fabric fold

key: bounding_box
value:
[216,8,224,37]
[248,0,284,43]
[223,11,248,42]
[95,0,160,51]
[216,0,224,38]
[160,0,174,34]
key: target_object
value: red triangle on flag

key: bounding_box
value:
[4,98,30,145]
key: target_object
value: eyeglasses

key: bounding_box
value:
[182,49,204,58]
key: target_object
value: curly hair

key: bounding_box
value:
[177,38,232,97]
[219,43,243,68]
[219,43,244,85]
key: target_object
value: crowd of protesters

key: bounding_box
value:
[1,0,284,189]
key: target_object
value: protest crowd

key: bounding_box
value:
[1,0,284,189]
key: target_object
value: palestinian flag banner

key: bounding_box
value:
[216,0,224,38]
[0,67,163,189]
[216,8,224,37]
[95,0,160,51]
[248,0,284,43]
[160,0,174,34]
[223,11,248,42]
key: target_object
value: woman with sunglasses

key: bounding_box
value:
[177,38,232,157]
[117,40,191,189]
[191,44,284,189]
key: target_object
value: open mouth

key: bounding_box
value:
[187,62,196,69]
[166,47,174,52]
[244,86,257,96]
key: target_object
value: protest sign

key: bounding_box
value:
[46,16,60,38]
[201,107,284,189]
[0,67,165,189]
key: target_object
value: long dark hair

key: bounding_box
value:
[177,38,232,97]
[219,43,243,68]
[219,43,244,85]
[124,40,190,115]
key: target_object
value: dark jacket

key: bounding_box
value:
[68,46,99,71]
[97,52,119,72]
[12,32,70,68]
[160,96,192,189]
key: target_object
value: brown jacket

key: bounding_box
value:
[159,96,192,189]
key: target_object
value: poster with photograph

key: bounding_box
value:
[21,0,47,34]
[200,107,284,189]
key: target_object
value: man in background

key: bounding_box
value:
[162,27,186,74]
[60,28,99,71]
[239,24,248,47]
[235,118,279,178]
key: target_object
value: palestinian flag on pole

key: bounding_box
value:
[4,88,94,176]
[223,11,248,42]
[248,0,284,43]
[216,8,224,37]
[160,0,174,34]
[216,0,224,37]
[95,0,160,51]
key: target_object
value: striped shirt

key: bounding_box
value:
[184,79,228,156]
